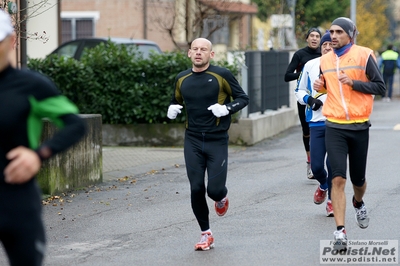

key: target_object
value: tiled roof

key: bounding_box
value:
[199,0,258,14]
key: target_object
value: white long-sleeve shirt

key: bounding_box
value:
[294,57,326,126]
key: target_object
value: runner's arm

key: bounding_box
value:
[352,56,386,96]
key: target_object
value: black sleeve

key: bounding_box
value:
[170,74,185,105]
[352,57,386,96]
[222,69,249,114]
[285,53,301,82]
[37,114,87,160]
[27,70,87,160]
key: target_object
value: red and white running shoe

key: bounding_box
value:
[314,186,327,205]
[215,197,229,216]
[326,200,334,217]
[194,232,214,251]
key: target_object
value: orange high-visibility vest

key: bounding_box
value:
[320,45,375,124]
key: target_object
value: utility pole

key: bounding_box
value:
[143,0,147,39]
[291,0,296,33]
[288,0,297,49]
[350,0,356,23]
[350,0,356,43]
[19,0,27,68]
[57,0,61,46]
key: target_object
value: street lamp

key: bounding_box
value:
[350,0,356,24]
[288,0,296,32]
[350,0,356,44]
[286,0,297,48]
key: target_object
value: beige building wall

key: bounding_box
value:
[252,17,272,51]
[173,0,188,45]
[392,0,400,20]
[229,20,240,50]
[213,44,228,62]
[393,0,400,41]
[26,0,59,59]
[230,0,251,3]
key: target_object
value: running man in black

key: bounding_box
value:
[167,38,249,251]
[285,27,322,180]
[0,10,86,266]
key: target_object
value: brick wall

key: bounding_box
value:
[61,0,177,52]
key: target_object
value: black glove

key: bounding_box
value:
[307,96,323,111]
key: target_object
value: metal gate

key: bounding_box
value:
[245,51,289,114]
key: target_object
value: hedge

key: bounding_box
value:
[28,41,240,124]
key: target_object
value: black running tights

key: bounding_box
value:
[184,130,228,231]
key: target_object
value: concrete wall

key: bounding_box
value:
[102,123,186,147]
[37,114,103,195]
[229,107,297,145]
[37,108,296,195]
[102,107,298,147]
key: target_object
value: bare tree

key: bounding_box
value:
[151,0,236,50]
[1,0,55,43]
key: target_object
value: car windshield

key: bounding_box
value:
[123,43,161,58]
[55,42,80,58]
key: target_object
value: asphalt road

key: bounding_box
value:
[0,98,399,266]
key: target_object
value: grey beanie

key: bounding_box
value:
[306,27,322,40]
[331,17,358,42]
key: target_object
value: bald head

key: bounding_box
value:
[188,38,214,72]
[191,38,213,51]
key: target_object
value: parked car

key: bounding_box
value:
[49,37,163,60]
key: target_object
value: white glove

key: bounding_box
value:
[207,103,229,118]
[167,104,183,119]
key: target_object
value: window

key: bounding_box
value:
[202,16,229,45]
[61,11,100,44]
[61,18,94,43]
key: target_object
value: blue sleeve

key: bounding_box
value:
[377,57,383,70]
[303,95,310,104]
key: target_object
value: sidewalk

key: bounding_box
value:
[102,146,184,182]
[102,146,244,182]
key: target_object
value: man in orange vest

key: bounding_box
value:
[314,17,385,251]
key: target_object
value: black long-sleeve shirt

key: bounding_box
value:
[284,46,321,82]
[171,65,249,133]
[0,65,86,185]
[352,57,386,95]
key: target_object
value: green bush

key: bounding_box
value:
[28,55,98,114]
[28,41,240,124]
